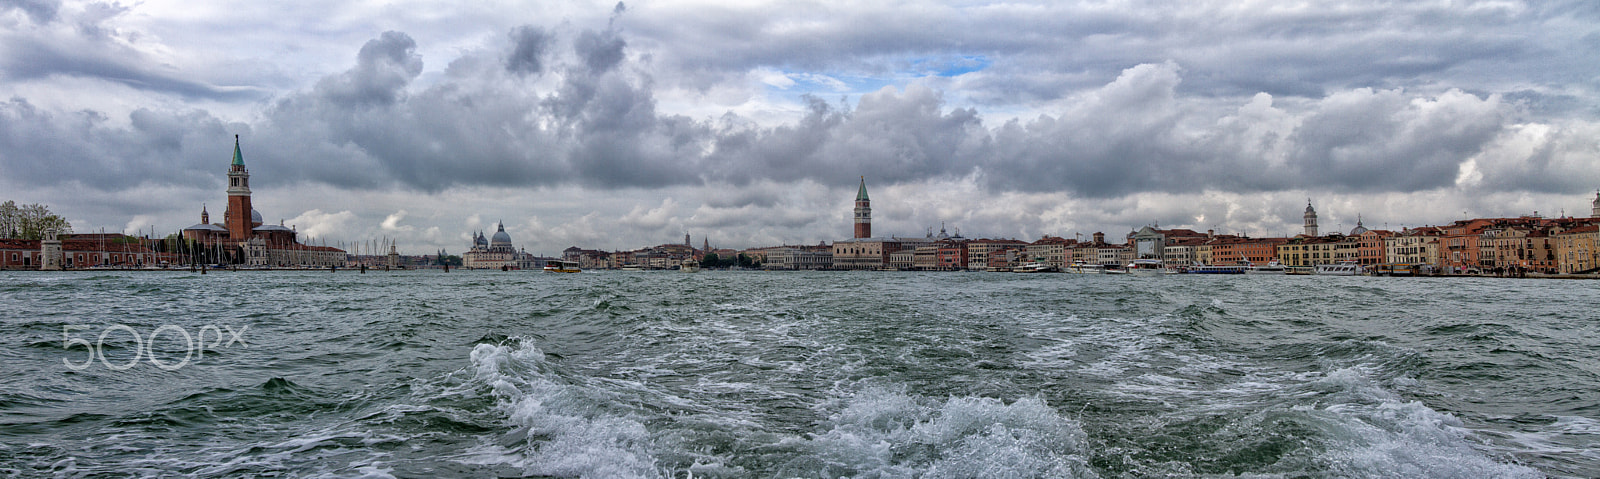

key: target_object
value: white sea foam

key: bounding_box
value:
[1309,367,1543,478]
[465,339,663,478]
[798,386,1095,478]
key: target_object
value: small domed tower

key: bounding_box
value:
[1303,200,1319,237]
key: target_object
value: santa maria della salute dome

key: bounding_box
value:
[464,221,535,269]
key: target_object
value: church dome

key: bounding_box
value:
[491,222,512,246]
[251,208,263,226]
[474,232,488,246]
[1349,215,1368,236]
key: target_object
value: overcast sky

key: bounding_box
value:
[2,0,1597,254]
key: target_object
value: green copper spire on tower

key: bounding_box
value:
[856,176,869,201]
[231,134,244,166]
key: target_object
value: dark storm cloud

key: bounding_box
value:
[0,97,232,189]
[700,89,986,187]
[506,25,550,76]
[574,28,626,74]
[621,1,1592,106]
[2,3,1594,201]
[315,31,423,107]
[0,37,260,100]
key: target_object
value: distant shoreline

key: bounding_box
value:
[4,268,1596,280]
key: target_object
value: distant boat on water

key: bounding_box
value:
[1064,262,1106,274]
[543,260,581,273]
[1012,261,1054,273]
[1314,261,1362,276]
[1244,261,1288,275]
[1126,259,1169,276]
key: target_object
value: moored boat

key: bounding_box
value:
[1314,261,1362,276]
[1012,261,1054,273]
[1126,259,1169,276]
[1244,260,1288,275]
[1064,262,1106,274]
[543,260,581,273]
[1183,263,1246,274]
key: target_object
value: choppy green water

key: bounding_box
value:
[1,270,1595,477]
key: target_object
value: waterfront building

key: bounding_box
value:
[911,243,939,270]
[1163,237,1208,266]
[982,244,1026,271]
[764,245,833,270]
[1357,227,1395,266]
[1027,236,1075,268]
[1481,223,1566,274]
[1555,225,1598,273]
[890,248,916,270]
[1277,235,1342,267]
[1068,232,1121,267]
[1101,244,1132,267]
[1130,226,1207,265]
[1441,219,1493,273]
[1333,234,1361,263]
[1439,217,1547,273]
[1385,227,1443,268]
[966,239,1028,270]
[937,241,968,270]
[1208,236,1288,266]
[740,248,773,265]
[832,237,896,270]
[562,247,611,269]
[886,236,935,270]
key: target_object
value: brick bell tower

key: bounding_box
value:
[225,135,253,241]
[854,176,871,239]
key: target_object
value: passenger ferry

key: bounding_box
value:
[1373,263,1431,276]
[543,260,581,273]
[1182,263,1246,274]
[680,259,701,273]
[1314,261,1362,276]
[1126,259,1169,276]
[1244,260,1288,275]
[1012,261,1054,273]
[1064,262,1105,274]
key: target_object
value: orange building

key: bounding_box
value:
[1207,237,1287,266]
[1357,229,1395,266]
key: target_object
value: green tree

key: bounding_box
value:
[702,252,720,268]
[0,200,72,239]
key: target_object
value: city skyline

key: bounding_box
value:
[2,1,1598,255]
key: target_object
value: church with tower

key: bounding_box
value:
[181,136,344,267]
